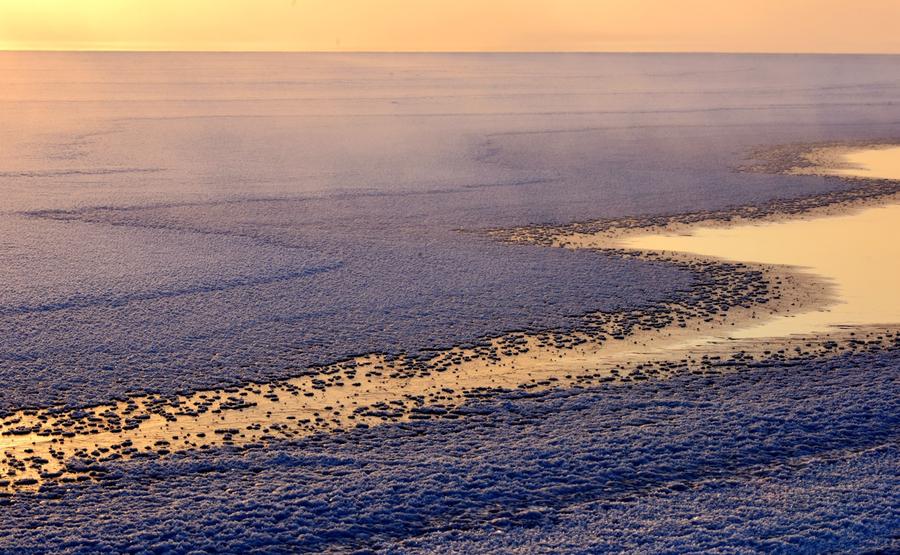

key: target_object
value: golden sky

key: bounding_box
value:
[1,0,899,53]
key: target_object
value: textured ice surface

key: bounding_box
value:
[1,53,899,551]
[2,348,896,553]
[3,53,900,409]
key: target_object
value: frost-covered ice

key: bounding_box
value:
[1,348,897,553]
[3,53,900,408]
[1,52,899,552]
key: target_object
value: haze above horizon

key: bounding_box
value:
[2,0,899,54]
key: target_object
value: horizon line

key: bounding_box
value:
[2,49,900,56]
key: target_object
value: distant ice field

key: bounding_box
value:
[2,53,900,409]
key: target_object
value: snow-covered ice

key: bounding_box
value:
[0,52,898,552]
[2,348,897,552]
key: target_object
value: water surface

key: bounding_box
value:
[624,146,900,338]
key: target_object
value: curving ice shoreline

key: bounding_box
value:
[2,143,898,494]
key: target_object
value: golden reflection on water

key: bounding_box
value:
[829,146,900,181]
[624,146,900,338]
[625,204,899,338]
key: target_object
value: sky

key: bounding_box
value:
[1,0,899,53]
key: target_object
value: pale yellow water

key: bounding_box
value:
[624,146,900,338]
[830,146,900,181]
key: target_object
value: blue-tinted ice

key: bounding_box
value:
[1,53,898,552]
